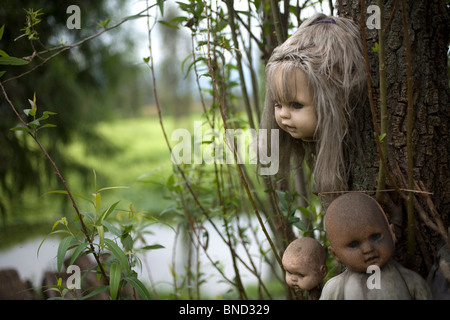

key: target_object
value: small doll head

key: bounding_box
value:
[260,13,366,193]
[282,237,328,291]
[325,193,396,273]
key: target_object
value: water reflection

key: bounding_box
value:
[0,220,271,298]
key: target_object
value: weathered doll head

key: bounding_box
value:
[282,237,328,291]
[325,193,396,273]
[260,13,366,193]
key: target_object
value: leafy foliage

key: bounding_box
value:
[1,0,338,300]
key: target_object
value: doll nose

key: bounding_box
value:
[361,242,374,254]
[279,106,291,119]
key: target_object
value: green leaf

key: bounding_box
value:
[28,119,40,127]
[80,286,109,300]
[124,276,151,300]
[37,124,57,130]
[97,225,105,246]
[293,219,307,232]
[36,111,57,122]
[124,14,150,21]
[373,42,379,53]
[97,201,120,226]
[0,71,5,79]
[52,220,60,231]
[0,50,9,57]
[120,232,133,252]
[24,109,35,117]
[141,244,165,251]
[95,192,101,216]
[69,241,89,266]
[10,126,32,133]
[37,229,72,257]
[289,216,300,224]
[80,211,95,223]
[0,56,29,65]
[0,25,4,41]
[104,239,130,272]
[96,186,129,192]
[57,236,74,272]
[102,221,122,237]
[109,263,122,300]
[157,0,165,15]
[298,206,311,220]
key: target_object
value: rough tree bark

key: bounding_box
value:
[339,0,449,278]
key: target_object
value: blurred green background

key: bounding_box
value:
[0,0,196,248]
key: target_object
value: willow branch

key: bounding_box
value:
[225,0,255,129]
[401,0,416,261]
[269,0,285,45]
[203,0,283,270]
[2,7,150,84]
[0,82,107,280]
[359,0,402,200]
[376,0,388,203]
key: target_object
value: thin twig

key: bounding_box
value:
[416,181,450,249]
[401,0,416,261]
[384,0,399,34]
[376,0,388,203]
[319,188,433,197]
[3,8,150,84]
[0,82,108,280]
[358,0,403,199]
[269,0,286,45]
[225,0,255,130]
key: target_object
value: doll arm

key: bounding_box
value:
[395,261,433,300]
[319,273,345,300]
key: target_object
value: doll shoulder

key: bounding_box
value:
[392,260,433,300]
[319,271,347,300]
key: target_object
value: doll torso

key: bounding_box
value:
[320,260,432,300]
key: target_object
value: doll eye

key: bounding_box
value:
[292,102,304,109]
[274,102,282,108]
[370,233,381,241]
[348,241,359,248]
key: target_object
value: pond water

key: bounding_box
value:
[0,220,273,298]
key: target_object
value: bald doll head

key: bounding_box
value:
[325,193,395,272]
[282,237,328,291]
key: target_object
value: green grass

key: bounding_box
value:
[63,115,199,216]
[1,113,201,247]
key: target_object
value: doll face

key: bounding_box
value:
[283,252,327,291]
[273,69,317,141]
[327,211,395,273]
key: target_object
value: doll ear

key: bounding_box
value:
[320,265,328,278]
[389,223,396,244]
[328,246,340,263]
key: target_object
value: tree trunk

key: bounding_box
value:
[339,0,449,278]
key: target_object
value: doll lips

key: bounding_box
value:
[364,256,379,265]
[283,125,297,133]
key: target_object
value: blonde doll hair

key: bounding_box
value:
[260,13,366,193]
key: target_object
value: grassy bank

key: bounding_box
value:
[1,113,199,248]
